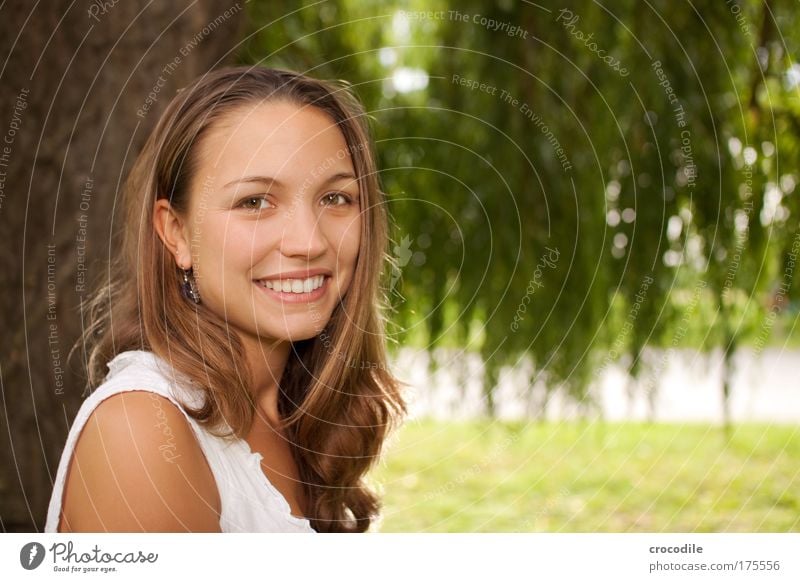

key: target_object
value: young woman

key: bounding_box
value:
[45,66,407,533]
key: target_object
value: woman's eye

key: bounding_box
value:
[239,196,272,211]
[321,192,353,207]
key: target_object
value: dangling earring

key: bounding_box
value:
[181,267,201,304]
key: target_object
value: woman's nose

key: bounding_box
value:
[278,202,327,258]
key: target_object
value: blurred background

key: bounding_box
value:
[1,0,798,532]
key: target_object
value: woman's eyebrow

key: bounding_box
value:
[224,176,284,189]
[224,172,357,189]
[322,172,357,185]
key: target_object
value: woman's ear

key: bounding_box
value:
[153,199,191,270]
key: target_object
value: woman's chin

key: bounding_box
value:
[256,322,329,343]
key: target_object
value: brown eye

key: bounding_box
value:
[239,196,271,211]
[321,192,352,207]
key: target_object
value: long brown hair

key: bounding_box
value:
[72,66,407,533]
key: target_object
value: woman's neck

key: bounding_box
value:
[242,337,292,428]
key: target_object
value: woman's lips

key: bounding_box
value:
[253,275,330,303]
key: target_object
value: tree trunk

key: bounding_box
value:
[721,329,737,438]
[0,0,244,532]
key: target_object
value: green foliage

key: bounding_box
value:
[239,0,800,415]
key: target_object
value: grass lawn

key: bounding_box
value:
[370,419,800,532]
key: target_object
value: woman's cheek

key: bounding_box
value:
[340,237,360,278]
[223,227,263,266]
[344,215,362,260]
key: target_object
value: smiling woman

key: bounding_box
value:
[45,67,407,533]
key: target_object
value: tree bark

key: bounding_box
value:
[0,0,244,532]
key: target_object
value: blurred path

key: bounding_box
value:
[391,348,800,424]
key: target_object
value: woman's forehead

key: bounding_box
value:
[197,101,355,184]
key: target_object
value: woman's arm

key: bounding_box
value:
[59,391,222,532]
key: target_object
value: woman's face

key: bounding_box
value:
[167,101,362,347]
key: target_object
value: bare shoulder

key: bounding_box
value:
[59,390,221,532]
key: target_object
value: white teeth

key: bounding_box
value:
[260,275,325,294]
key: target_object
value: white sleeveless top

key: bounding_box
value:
[45,350,316,533]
